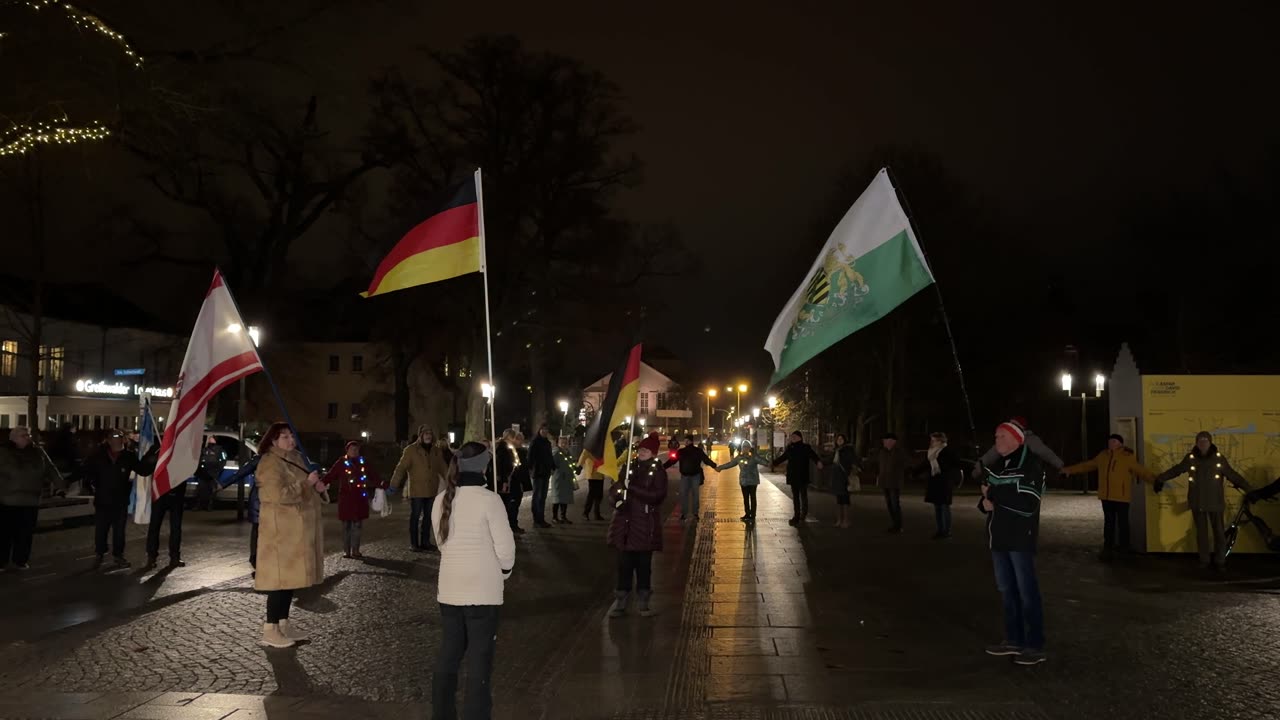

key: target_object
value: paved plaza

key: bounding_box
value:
[2,468,1279,719]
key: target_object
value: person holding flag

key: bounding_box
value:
[607,432,668,619]
[81,429,158,569]
[141,397,186,570]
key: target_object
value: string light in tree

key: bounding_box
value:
[27,0,142,67]
[0,119,111,157]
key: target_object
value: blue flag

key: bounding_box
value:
[138,395,158,460]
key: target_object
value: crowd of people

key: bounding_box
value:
[2,414,1277,716]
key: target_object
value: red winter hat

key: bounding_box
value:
[637,432,661,455]
[996,421,1026,445]
[345,440,362,453]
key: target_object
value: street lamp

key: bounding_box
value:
[558,399,569,437]
[1060,372,1105,494]
[767,395,777,409]
[706,388,718,434]
[728,383,748,415]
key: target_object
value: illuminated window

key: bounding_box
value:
[39,345,64,384]
[1,340,17,377]
[639,392,650,414]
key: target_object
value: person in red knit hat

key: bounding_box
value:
[323,440,386,559]
[608,432,668,618]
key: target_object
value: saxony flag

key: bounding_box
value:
[579,344,642,481]
[764,169,934,384]
[361,178,481,298]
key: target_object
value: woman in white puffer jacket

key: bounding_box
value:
[431,441,515,720]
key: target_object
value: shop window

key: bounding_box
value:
[328,355,340,373]
[326,403,338,420]
[352,355,364,373]
[0,340,16,377]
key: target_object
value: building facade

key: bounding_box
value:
[250,342,457,446]
[581,362,693,435]
[0,307,186,433]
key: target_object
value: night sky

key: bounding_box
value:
[9,1,1280,391]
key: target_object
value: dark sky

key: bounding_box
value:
[17,1,1280,390]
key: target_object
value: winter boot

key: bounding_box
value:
[637,590,657,617]
[260,623,295,649]
[608,591,630,618]
[278,619,308,642]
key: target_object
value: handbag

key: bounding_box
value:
[371,488,387,514]
[848,468,861,493]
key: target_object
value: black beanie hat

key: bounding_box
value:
[1109,433,1124,444]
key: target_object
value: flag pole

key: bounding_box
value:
[217,269,316,471]
[476,168,498,446]
[883,167,978,445]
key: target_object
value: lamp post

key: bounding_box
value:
[728,383,748,416]
[557,399,569,438]
[766,395,778,462]
[482,383,496,443]
[706,388,717,436]
[1061,372,1105,495]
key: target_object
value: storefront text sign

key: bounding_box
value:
[74,379,175,398]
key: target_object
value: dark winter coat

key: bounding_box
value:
[219,456,260,523]
[530,435,555,479]
[979,445,1046,553]
[1155,444,1251,513]
[496,441,520,492]
[829,445,860,495]
[915,445,963,506]
[608,456,668,552]
[80,445,157,509]
[325,455,386,522]
[773,442,821,486]
[665,445,717,477]
[0,442,63,506]
[866,445,911,490]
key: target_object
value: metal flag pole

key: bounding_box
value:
[218,269,315,472]
[476,167,498,446]
[883,166,978,446]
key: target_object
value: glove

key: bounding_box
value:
[1153,481,1164,494]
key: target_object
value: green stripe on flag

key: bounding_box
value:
[770,229,933,384]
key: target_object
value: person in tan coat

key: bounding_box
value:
[390,425,452,553]
[254,422,327,648]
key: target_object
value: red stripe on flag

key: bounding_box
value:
[153,351,263,496]
[363,203,479,296]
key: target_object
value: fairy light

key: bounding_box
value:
[0,119,111,157]
[27,1,143,68]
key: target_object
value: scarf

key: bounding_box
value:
[927,444,944,476]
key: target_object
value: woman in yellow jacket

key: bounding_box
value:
[1061,433,1155,561]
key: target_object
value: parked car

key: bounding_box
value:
[181,430,257,506]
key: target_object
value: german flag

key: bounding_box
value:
[579,344,642,481]
[361,179,481,298]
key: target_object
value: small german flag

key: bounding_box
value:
[579,344,642,481]
[361,179,481,298]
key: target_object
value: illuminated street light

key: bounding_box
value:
[767,396,777,409]
[558,399,569,414]
[1094,373,1106,398]
[738,383,748,393]
[752,407,760,418]
[1060,372,1073,395]
[482,383,496,399]
[247,325,261,347]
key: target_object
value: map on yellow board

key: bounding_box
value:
[1141,375,1280,553]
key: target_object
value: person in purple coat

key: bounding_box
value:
[607,432,668,619]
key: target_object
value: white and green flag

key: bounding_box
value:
[764,168,934,384]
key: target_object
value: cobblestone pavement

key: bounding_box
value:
[2,468,1279,719]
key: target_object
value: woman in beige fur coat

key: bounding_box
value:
[254,422,326,648]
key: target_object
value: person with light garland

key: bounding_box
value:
[324,440,386,559]
[607,432,668,618]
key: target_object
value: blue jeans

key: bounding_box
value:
[680,474,702,519]
[410,497,435,549]
[434,604,500,720]
[991,551,1044,650]
[933,503,952,535]
[531,474,550,524]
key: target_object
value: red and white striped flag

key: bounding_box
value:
[152,271,263,497]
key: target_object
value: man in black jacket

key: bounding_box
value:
[772,431,823,526]
[81,430,158,568]
[529,426,555,529]
[664,435,717,523]
[979,421,1047,666]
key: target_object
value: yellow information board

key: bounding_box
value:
[1141,375,1280,553]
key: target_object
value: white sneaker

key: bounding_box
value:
[260,623,296,648]
[278,619,308,642]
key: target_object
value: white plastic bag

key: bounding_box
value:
[372,488,390,517]
[132,474,152,525]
